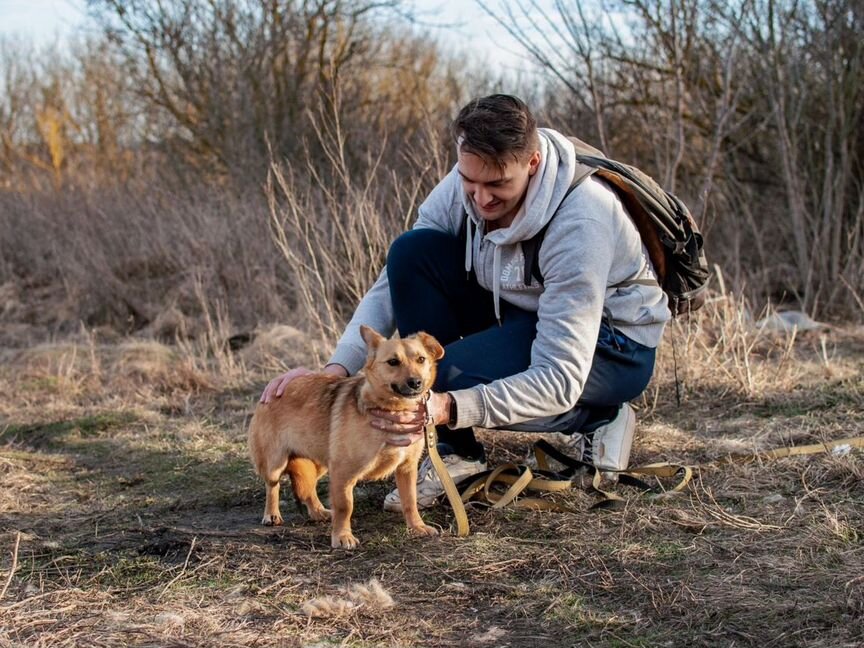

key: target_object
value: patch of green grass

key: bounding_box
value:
[1,411,139,446]
[153,452,256,494]
[545,593,607,629]
[598,537,693,564]
[605,637,666,648]
[755,380,864,419]
[180,573,244,592]
[96,555,167,590]
[17,376,62,393]
[299,640,390,648]
[652,540,691,559]
[23,549,95,577]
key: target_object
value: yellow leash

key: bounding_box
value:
[424,422,864,536]
[719,435,864,463]
[423,422,470,537]
[423,422,691,533]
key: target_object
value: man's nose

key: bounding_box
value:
[473,186,490,206]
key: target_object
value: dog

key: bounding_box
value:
[247,325,444,549]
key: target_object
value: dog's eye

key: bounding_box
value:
[416,356,426,364]
[387,358,401,367]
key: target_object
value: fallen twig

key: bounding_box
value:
[0,532,21,600]
[157,536,197,601]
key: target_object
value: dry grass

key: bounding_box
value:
[1,302,863,647]
[0,182,295,340]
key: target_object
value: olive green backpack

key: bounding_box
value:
[522,136,710,316]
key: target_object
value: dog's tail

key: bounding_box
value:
[286,453,306,515]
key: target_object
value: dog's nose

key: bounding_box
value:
[407,377,422,391]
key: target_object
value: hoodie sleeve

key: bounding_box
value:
[448,186,621,429]
[327,169,463,374]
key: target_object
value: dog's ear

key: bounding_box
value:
[415,331,445,361]
[389,329,401,340]
[360,325,385,351]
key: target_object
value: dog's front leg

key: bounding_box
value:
[395,461,439,537]
[329,474,360,549]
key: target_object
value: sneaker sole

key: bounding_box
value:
[383,497,438,513]
[382,498,402,513]
[382,464,488,513]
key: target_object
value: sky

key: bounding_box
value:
[0,0,89,43]
[0,0,540,73]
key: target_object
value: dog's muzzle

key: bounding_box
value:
[391,380,424,397]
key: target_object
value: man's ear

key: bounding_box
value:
[360,325,384,352]
[415,331,445,361]
[527,149,541,176]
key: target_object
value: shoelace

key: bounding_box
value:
[416,457,438,484]
[582,432,594,464]
[417,453,467,489]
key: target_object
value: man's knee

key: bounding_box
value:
[433,354,471,392]
[387,228,459,275]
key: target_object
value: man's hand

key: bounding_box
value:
[259,364,348,404]
[370,392,453,446]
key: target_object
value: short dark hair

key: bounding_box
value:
[451,94,539,169]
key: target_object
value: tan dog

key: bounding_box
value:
[248,326,444,549]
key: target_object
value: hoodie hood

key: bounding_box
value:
[460,128,578,246]
[459,128,578,321]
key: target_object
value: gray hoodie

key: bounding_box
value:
[328,128,671,429]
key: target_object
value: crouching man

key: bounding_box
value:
[262,94,670,510]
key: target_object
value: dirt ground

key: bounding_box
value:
[1,320,863,647]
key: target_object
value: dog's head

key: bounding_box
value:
[360,326,444,399]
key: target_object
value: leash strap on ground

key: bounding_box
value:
[720,436,864,463]
[426,423,863,535]
[451,440,693,514]
[424,422,470,537]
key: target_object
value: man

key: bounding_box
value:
[261,94,670,511]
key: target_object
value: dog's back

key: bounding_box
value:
[248,373,351,476]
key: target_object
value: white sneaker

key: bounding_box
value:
[383,452,487,512]
[587,403,636,471]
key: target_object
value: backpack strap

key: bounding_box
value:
[522,166,593,287]
[522,149,664,292]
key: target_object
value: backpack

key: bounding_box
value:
[521,136,710,316]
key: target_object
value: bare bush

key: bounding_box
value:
[0,178,290,338]
[84,0,446,180]
[266,90,441,361]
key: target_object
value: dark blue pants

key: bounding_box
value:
[387,228,656,460]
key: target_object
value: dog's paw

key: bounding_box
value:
[331,532,360,549]
[308,507,331,522]
[408,523,439,537]
[261,514,284,526]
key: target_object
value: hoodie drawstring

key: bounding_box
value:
[492,246,502,325]
[464,213,473,276]
[464,213,501,325]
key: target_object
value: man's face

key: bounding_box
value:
[457,148,541,229]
